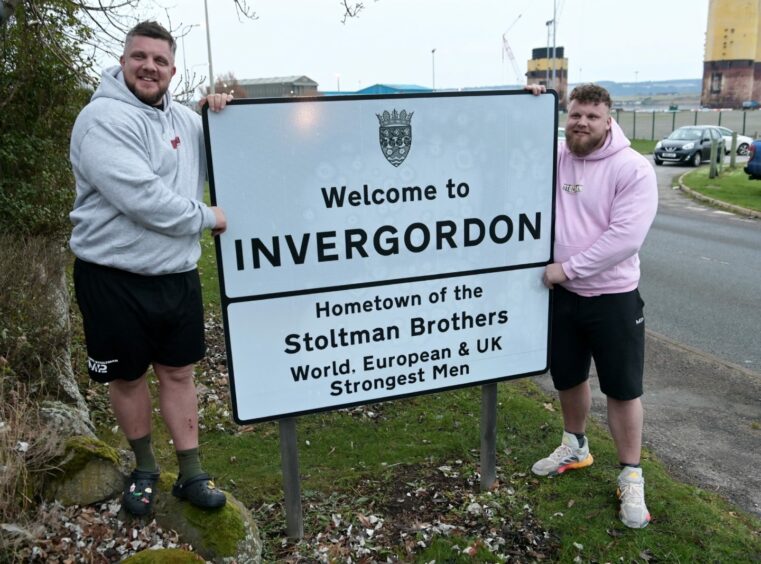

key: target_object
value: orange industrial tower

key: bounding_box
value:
[526,47,568,110]
[701,0,761,108]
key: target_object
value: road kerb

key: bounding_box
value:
[678,171,761,219]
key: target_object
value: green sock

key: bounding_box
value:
[128,434,158,473]
[176,447,203,483]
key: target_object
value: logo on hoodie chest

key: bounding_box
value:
[562,183,583,193]
[170,136,181,149]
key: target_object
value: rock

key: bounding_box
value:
[38,401,96,449]
[44,436,131,506]
[150,473,262,563]
[46,263,89,414]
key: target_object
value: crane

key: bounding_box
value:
[502,14,523,85]
[502,33,523,84]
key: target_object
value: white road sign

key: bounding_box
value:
[204,91,557,423]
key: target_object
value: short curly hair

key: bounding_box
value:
[569,83,612,108]
[125,21,176,56]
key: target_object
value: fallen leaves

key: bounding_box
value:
[257,459,559,562]
[6,501,193,562]
[28,311,561,563]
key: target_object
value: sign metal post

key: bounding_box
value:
[278,417,303,539]
[203,90,557,539]
[480,383,498,491]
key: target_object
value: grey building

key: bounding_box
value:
[237,76,319,98]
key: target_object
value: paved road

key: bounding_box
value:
[534,332,761,518]
[641,157,761,373]
[536,156,761,518]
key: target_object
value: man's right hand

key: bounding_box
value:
[211,206,227,236]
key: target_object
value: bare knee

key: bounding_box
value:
[154,363,195,386]
[608,396,642,411]
[109,375,147,395]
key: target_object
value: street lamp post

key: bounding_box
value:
[180,24,200,87]
[431,48,436,90]
[551,0,557,89]
[203,0,215,93]
[545,20,552,86]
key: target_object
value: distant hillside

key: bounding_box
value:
[579,79,702,97]
[461,79,702,97]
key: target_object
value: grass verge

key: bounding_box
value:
[185,228,761,562]
[198,381,761,562]
[682,166,761,212]
[630,139,657,154]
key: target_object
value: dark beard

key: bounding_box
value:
[566,132,606,157]
[125,79,166,107]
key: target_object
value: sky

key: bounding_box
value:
[136,0,711,94]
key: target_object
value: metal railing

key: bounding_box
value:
[558,109,761,141]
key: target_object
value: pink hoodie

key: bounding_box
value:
[555,119,658,297]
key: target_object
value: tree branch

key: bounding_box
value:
[232,0,257,21]
[340,0,364,23]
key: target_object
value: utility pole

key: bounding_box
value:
[551,0,557,90]
[545,20,552,86]
[203,0,215,94]
[431,48,437,90]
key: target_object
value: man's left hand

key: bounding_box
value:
[543,263,568,289]
[524,84,546,96]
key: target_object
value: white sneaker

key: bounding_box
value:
[531,431,594,477]
[617,466,651,528]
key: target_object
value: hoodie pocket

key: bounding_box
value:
[109,215,147,252]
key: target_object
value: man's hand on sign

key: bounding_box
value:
[211,206,227,236]
[524,84,546,96]
[543,263,568,289]
[200,92,233,112]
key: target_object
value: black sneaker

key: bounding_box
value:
[122,469,160,516]
[172,473,226,509]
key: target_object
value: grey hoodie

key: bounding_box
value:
[69,66,217,275]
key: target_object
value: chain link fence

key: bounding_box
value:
[559,110,761,141]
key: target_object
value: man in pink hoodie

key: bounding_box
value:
[530,84,658,529]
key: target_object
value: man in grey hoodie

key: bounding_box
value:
[70,21,230,516]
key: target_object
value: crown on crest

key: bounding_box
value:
[376,109,413,127]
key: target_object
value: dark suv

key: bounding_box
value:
[744,139,761,179]
[654,126,725,167]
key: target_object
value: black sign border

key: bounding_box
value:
[203,89,558,424]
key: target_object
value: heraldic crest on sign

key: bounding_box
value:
[376,109,413,167]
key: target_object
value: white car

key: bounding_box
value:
[711,126,754,156]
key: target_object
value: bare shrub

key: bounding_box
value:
[0,377,43,523]
[0,235,72,399]
[0,235,77,531]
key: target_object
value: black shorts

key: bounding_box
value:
[73,258,206,383]
[550,285,645,401]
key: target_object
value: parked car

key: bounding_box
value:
[654,126,725,167]
[742,100,760,109]
[711,126,753,155]
[743,139,761,179]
